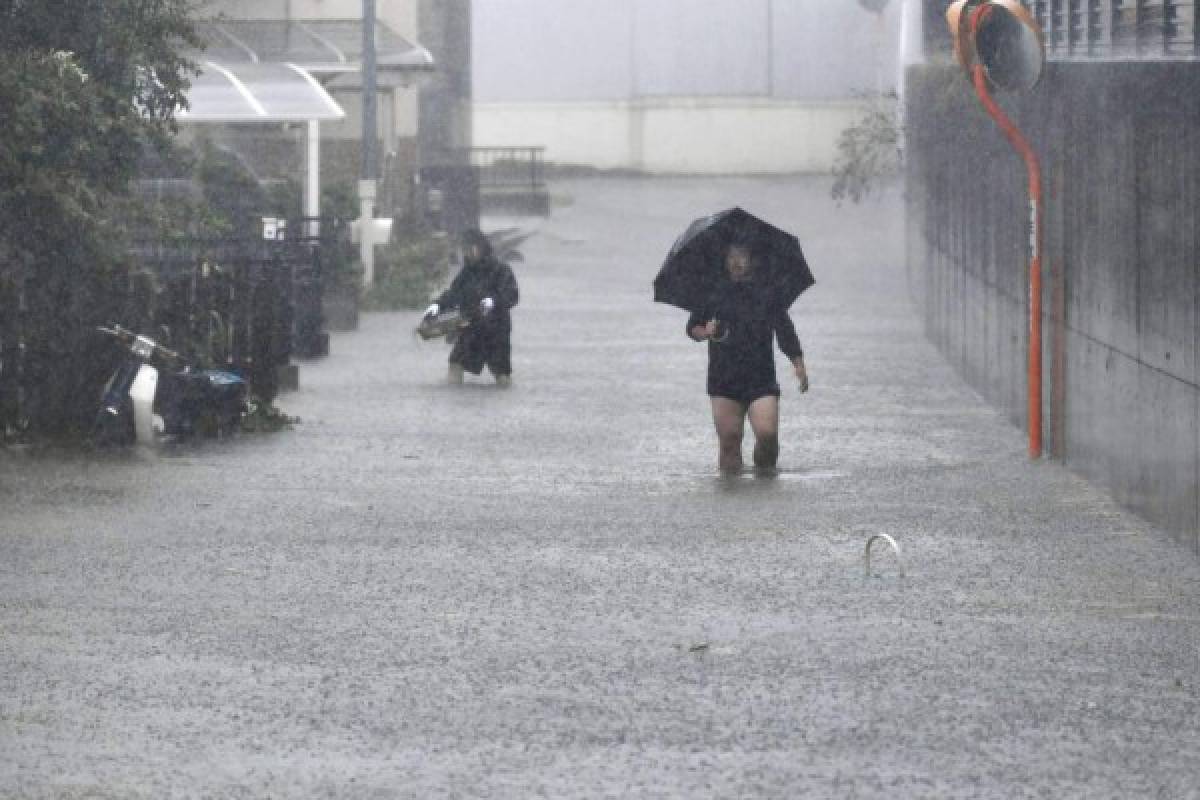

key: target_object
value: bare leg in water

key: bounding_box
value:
[746,394,780,473]
[710,394,781,474]
[711,397,747,474]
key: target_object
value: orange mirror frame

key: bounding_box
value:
[947,0,1044,92]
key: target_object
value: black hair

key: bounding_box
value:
[460,228,493,257]
[727,224,758,252]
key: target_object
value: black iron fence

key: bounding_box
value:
[0,274,25,437]
[0,216,350,437]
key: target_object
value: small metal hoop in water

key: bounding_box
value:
[864,533,905,579]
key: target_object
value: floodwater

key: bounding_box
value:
[3,176,1199,797]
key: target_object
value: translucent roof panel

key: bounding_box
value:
[178,61,345,122]
[196,19,435,73]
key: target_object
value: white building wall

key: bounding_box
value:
[473,103,633,170]
[473,99,868,174]
[473,0,903,103]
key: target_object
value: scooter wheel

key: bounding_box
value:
[220,412,244,437]
[92,401,135,447]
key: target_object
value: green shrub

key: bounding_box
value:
[240,397,298,433]
[363,225,451,311]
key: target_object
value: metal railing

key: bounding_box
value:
[0,217,349,437]
[465,146,547,191]
[456,146,550,216]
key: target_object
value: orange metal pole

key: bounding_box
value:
[968,43,1043,459]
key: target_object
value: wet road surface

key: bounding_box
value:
[3,177,1200,798]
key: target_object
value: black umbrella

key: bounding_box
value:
[653,207,815,314]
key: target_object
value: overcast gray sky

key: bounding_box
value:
[472,0,902,102]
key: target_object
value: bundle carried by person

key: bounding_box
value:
[415,308,468,341]
[418,229,520,385]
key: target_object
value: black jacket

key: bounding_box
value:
[437,255,519,327]
[687,281,802,395]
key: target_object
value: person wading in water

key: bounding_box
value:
[687,242,808,473]
[423,229,520,386]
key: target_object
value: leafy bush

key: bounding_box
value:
[363,222,451,311]
[240,397,298,433]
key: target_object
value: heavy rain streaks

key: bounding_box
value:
[3,1,1200,798]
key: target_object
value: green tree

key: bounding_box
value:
[0,0,201,437]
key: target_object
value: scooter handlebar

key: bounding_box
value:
[96,324,181,363]
[156,343,182,363]
[96,324,134,342]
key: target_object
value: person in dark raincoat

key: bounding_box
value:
[423,229,519,386]
[687,242,809,473]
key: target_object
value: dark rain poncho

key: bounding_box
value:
[436,255,519,375]
[687,281,803,403]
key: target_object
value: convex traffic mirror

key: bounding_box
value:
[946,0,1045,92]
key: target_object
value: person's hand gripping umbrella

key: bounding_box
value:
[654,207,815,390]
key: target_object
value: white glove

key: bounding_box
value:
[424,303,439,319]
[480,297,495,315]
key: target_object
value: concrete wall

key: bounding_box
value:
[418,0,473,157]
[906,62,1200,552]
[473,98,868,174]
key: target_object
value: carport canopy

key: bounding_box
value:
[179,61,344,122]
[180,18,436,120]
[176,19,435,221]
[196,19,435,78]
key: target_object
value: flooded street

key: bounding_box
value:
[3,176,1200,797]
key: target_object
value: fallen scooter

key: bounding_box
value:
[94,324,248,446]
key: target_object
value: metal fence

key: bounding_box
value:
[466,147,546,191]
[466,146,550,216]
[923,1,1197,62]
[0,217,349,437]
[1029,0,1197,59]
[0,274,26,437]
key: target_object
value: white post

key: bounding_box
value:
[305,119,320,238]
[898,0,924,155]
[898,0,925,101]
[358,178,377,287]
